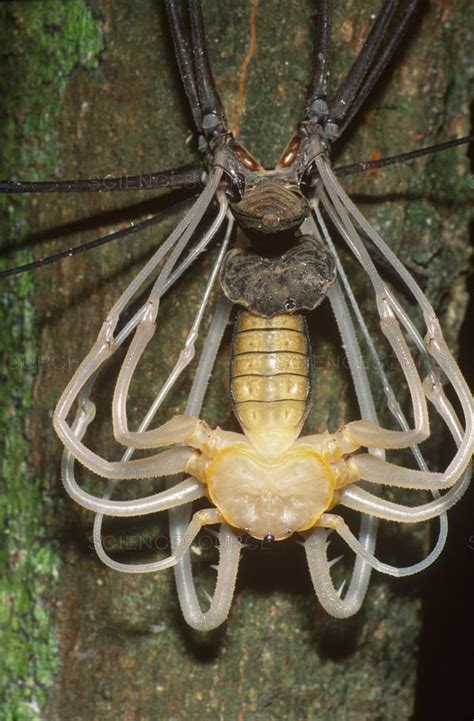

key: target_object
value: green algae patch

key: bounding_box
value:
[0,4,103,719]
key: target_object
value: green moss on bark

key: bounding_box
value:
[0,4,103,719]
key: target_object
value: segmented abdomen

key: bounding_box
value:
[230,311,311,435]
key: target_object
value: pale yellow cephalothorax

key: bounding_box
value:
[187,312,359,541]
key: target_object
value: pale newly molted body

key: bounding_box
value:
[187,311,358,540]
[197,444,355,541]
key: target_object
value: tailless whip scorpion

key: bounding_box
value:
[1,0,472,631]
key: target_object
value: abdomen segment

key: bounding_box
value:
[230,311,312,454]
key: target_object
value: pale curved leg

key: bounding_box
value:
[90,508,223,574]
[60,395,205,512]
[348,352,473,497]
[62,448,204,515]
[314,157,473,485]
[341,383,470,523]
[314,171,431,448]
[316,512,448,579]
[111,414,205,452]
[112,209,232,448]
[57,395,194,480]
[54,173,225,478]
[353,453,460,490]
[340,472,471,523]
[313,205,438,472]
[337,294,431,450]
[421,319,473,482]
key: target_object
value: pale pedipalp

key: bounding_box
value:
[169,295,242,631]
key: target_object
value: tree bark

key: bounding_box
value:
[0,1,471,719]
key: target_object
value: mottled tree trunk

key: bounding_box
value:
[0,2,471,720]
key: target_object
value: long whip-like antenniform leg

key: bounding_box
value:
[334,135,474,177]
[0,163,203,194]
[166,0,227,139]
[0,195,196,279]
[304,0,331,122]
[188,0,227,130]
[338,0,421,135]
[327,0,399,130]
[166,0,203,131]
